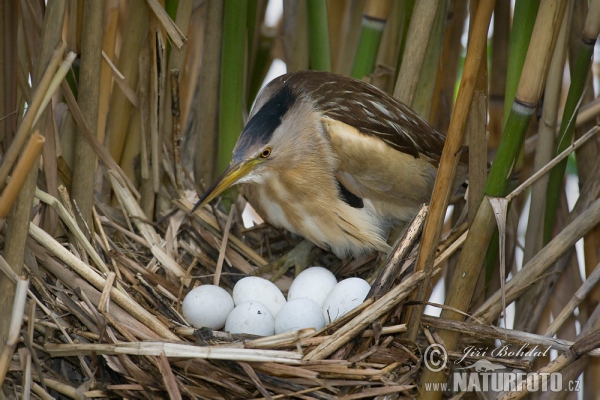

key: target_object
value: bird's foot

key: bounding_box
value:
[254,240,316,282]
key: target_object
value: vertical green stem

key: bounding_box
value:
[351,16,386,79]
[543,40,595,243]
[219,0,248,174]
[306,0,331,71]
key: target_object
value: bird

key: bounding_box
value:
[192,70,464,259]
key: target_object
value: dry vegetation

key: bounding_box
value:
[0,0,599,399]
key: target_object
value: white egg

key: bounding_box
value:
[233,277,286,317]
[288,266,337,306]
[322,277,371,324]
[275,298,325,334]
[225,301,275,336]
[182,285,234,329]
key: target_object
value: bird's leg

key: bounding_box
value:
[254,240,316,282]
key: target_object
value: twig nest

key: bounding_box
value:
[225,301,275,336]
[182,285,234,329]
[287,266,337,306]
[275,298,325,334]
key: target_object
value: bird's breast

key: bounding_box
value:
[241,170,391,258]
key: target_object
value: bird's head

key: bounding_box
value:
[191,75,320,213]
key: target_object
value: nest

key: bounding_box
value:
[3,180,553,400]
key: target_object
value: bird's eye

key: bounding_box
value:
[260,148,271,158]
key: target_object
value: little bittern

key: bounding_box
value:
[193,71,463,258]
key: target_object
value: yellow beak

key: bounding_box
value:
[190,159,261,214]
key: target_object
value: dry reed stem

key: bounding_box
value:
[70,0,103,234]
[32,51,78,127]
[97,1,120,145]
[368,204,428,297]
[506,125,599,202]
[31,383,53,400]
[181,198,268,267]
[474,196,600,323]
[421,316,600,357]
[545,262,600,337]
[163,0,193,149]
[412,0,446,118]
[170,70,184,191]
[0,43,65,192]
[108,171,160,245]
[516,0,568,104]
[102,51,139,107]
[61,80,140,198]
[407,0,495,339]
[28,223,178,340]
[429,0,468,131]
[45,342,303,364]
[106,1,148,164]
[523,2,572,265]
[0,278,29,387]
[157,352,183,400]
[215,204,235,286]
[393,0,440,106]
[40,255,160,340]
[0,255,19,283]
[499,330,600,399]
[35,188,113,277]
[192,0,223,185]
[0,132,44,217]
[305,268,432,360]
[420,1,568,395]
[145,0,186,48]
[31,376,78,399]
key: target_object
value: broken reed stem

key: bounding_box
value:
[170,69,184,191]
[33,51,78,127]
[145,0,186,49]
[215,204,235,286]
[0,277,29,388]
[0,43,65,192]
[0,132,45,217]
[367,204,428,297]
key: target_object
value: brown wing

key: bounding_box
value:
[282,70,446,161]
